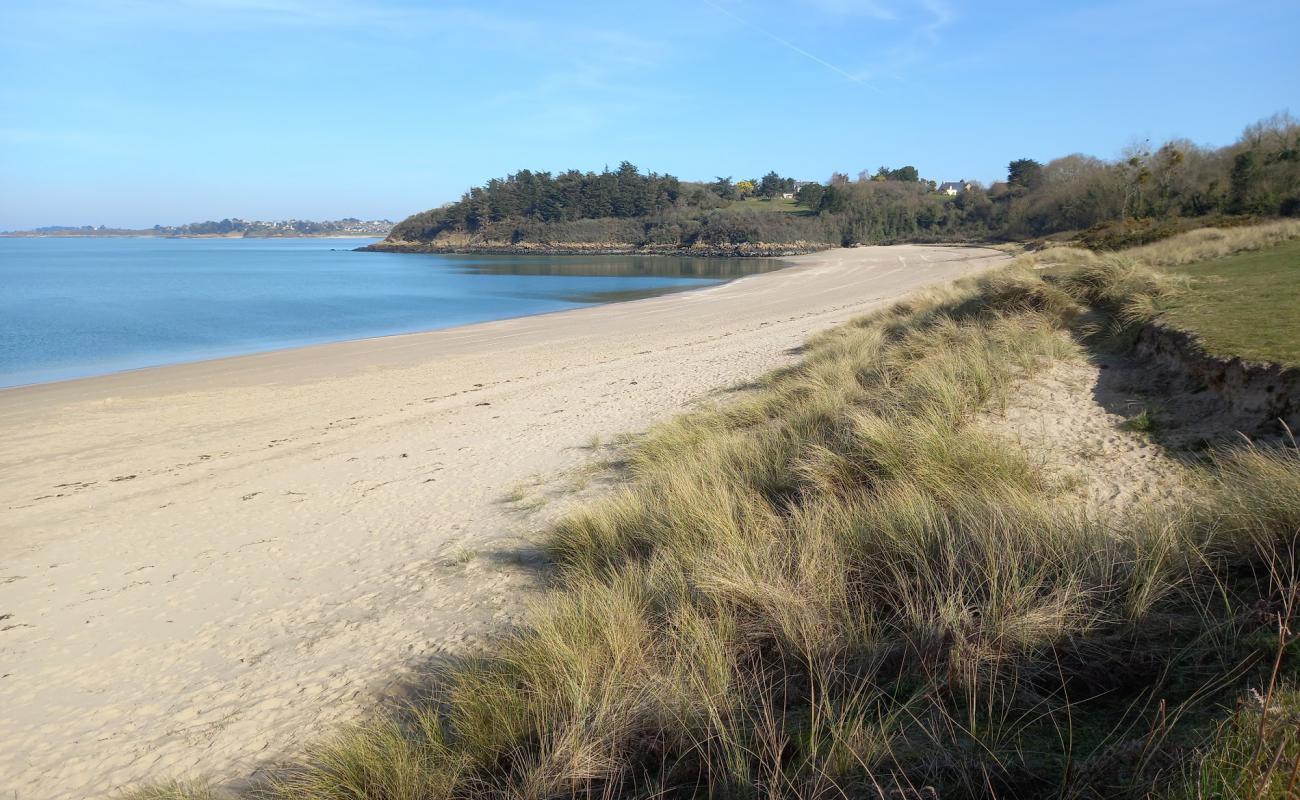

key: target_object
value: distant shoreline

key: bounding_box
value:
[0,232,386,239]
[361,239,834,258]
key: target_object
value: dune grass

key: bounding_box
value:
[1036,219,1300,270]
[131,237,1300,800]
[1123,220,1300,268]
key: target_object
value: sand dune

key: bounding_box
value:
[0,245,1006,797]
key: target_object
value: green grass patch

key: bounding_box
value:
[1159,238,1300,367]
[1122,407,1157,433]
[727,196,809,214]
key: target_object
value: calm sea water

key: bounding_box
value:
[0,237,780,388]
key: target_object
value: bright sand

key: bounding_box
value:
[0,245,1007,797]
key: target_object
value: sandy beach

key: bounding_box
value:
[0,244,1006,798]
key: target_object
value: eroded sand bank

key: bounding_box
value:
[0,245,1006,797]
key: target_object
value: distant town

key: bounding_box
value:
[1,217,394,237]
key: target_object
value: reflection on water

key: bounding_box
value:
[446,254,786,279]
[560,285,700,304]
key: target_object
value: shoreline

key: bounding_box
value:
[0,233,387,240]
[0,256,777,394]
[0,245,1008,798]
[360,239,835,257]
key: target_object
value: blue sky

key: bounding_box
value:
[1,0,1296,229]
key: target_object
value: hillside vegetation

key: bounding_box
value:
[151,225,1300,800]
[380,113,1300,253]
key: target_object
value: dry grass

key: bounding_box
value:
[126,244,1300,800]
[125,783,227,800]
[1023,218,1300,272]
[1124,220,1300,267]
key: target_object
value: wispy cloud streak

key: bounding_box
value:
[700,0,883,92]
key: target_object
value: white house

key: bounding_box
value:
[938,181,973,196]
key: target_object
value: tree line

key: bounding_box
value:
[390,162,685,241]
[387,112,1300,249]
[995,112,1300,243]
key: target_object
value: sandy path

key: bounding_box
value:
[980,360,1190,516]
[0,245,1005,797]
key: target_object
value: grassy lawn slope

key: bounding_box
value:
[1161,237,1300,366]
[726,197,811,214]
